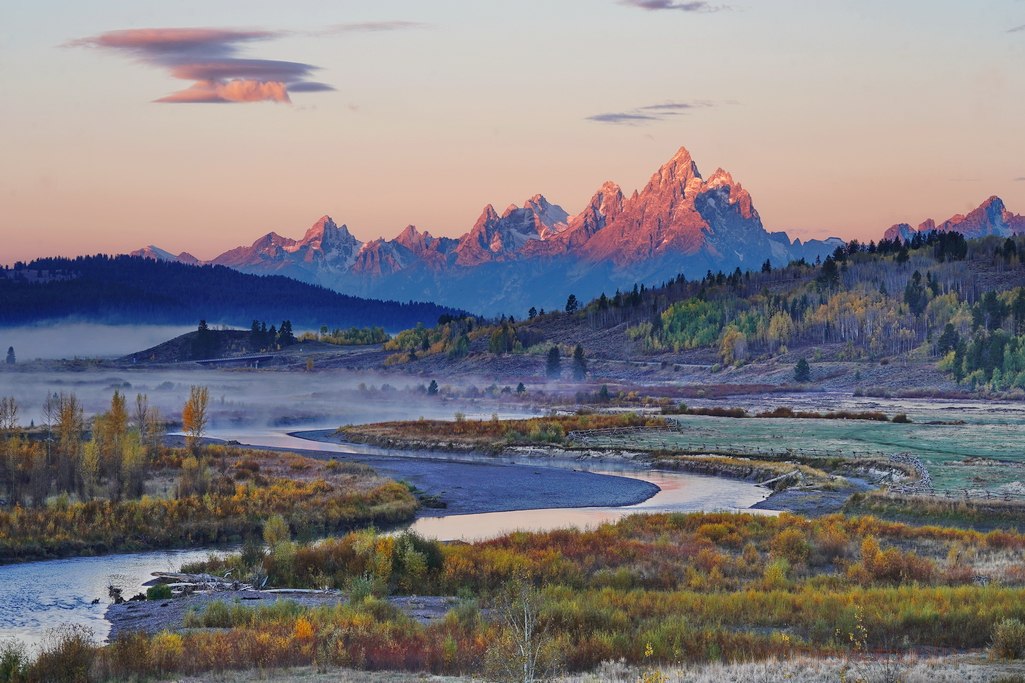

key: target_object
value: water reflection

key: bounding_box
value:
[0,548,224,649]
[408,468,772,542]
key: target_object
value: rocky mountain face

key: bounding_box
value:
[133,146,844,315]
[884,196,1025,242]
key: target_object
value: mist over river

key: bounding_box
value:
[0,363,770,650]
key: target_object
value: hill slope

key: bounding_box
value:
[0,255,462,329]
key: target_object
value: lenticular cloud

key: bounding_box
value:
[70,27,332,104]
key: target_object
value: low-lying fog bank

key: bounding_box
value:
[0,324,196,360]
[0,365,534,431]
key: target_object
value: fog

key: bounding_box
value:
[0,324,196,360]
[0,365,533,434]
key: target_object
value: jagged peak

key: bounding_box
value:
[502,203,520,218]
[705,167,735,187]
[469,205,501,234]
[396,224,422,240]
[302,215,339,241]
[588,181,623,211]
[652,146,701,185]
[668,145,694,164]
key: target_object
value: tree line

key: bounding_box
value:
[0,255,463,329]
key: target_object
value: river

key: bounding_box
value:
[0,426,770,650]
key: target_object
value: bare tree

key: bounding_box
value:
[0,397,18,434]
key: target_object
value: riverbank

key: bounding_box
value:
[209,432,663,517]
[107,590,460,641]
[298,427,879,518]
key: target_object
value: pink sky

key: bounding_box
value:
[2,0,1024,263]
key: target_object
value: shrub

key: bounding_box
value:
[992,618,1025,660]
[28,624,96,683]
[892,413,911,424]
[770,528,811,566]
[146,584,173,600]
[0,639,28,683]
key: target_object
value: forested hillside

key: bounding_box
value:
[383,231,1025,393]
[0,255,462,330]
[572,232,1025,389]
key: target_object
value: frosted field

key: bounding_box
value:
[578,394,1025,493]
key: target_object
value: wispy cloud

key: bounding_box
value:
[618,0,726,12]
[69,22,425,104]
[321,21,429,34]
[1008,24,1025,33]
[639,100,714,112]
[587,100,716,125]
[1014,177,1025,182]
[587,112,660,124]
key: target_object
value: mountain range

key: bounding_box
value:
[883,196,1025,243]
[130,147,849,315]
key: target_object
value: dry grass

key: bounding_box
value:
[166,668,462,682]
[160,656,1025,683]
[561,656,1025,682]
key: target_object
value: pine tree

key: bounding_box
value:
[427,380,439,395]
[937,323,959,355]
[794,358,811,382]
[565,294,578,313]
[5,347,14,365]
[545,346,561,379]
[192,320,216,359]
[528,307,537,320]
[278,320,296,346]
[572,344,587,380]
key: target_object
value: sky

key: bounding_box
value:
[2,0,1024,264]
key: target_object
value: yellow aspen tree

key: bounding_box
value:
[182,386,209,452]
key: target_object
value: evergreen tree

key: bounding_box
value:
[250,320,262,349]
[816,257,840,290]
[565,294,578,313]
[5,346,13,365]
[571,344,587,380]
[598,384,611,402]
[192,320,217,359]
[516,382,526,394]
[904,271,929,317]
[278,320,296,346]
[427,380,439,395]
[794,358,811,382]
[528,307,537,320]
[936,323,960,355]
[545,346,561,379]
